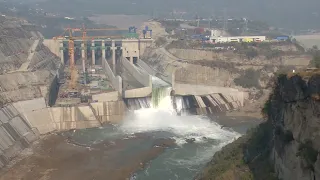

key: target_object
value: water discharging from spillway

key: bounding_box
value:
[61,70,246,179]
[119,81,241,179]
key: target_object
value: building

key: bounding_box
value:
[210,36,266,43]
[275,36,289,41]
[208,29,266,43]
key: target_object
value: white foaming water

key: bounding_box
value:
[120,86,240,145]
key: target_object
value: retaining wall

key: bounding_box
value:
[49,106,101,131]
[90,101,126,124]
[0,104,39,168]
[92,91,120,102]
[174,65,233,87]
[124,87,152,98]
[0,96,127,169]
[102,58,122,93]
[121,57,152,87]
[176,93,242,115]
[173,83,247,106]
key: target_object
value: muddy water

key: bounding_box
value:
[61,112,253,180]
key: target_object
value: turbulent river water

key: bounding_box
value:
[62,77,252,179]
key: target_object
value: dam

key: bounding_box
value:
[0,24,248,179]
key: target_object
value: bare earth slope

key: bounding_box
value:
[0,16,61,105]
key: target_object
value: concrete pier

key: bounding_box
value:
[102,40,106,59]
[60,42,64,64]
[91,40,95,65]
[111,40,116,66]
[81,43,85,59]
[81,43,86,72]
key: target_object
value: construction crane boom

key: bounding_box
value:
[69,28,127,32]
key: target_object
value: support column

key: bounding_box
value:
[101,40,106,59]
[81,42,85,72]
[59,41,64,64]
[129,56,133,64]
[91,40,95,65]
[111,40,116,66]
[81,43,85,59]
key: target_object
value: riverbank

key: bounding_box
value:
[0,130,175,180]
[0,113,260,180]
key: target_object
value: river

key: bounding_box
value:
[60,85,256,179]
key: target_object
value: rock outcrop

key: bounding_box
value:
[197,71,320,180]
[268,73,320,180]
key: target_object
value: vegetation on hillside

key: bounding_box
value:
[154,37,167,47]
[234,69,261,89]
[159,21,182,34]
[197,121,278,180]
[309,46,320,68]
[296,140,318,171]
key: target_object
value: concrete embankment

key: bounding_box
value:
[0,95,126,169]
[102,57,122,93]
[0,104,39,168]
[173,83,247,107]
[178,93,243,115]
[121,57,152,87]
[121,58,153,98]
[125,93,243,114]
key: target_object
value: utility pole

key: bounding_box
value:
[223,8,228,36]
[195,13,200,27]
[242,18,248,35]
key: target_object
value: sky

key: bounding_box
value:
[9,0,320,30]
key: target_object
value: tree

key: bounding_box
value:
[309,52,320,68]
[312,55,320,68]
[245,48,258,60]
[234,68,261,88]
[312,45,318,50]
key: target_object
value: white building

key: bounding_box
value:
[209,30,266,43]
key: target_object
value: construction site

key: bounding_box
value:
[49,25,154,106]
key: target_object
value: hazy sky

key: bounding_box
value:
[10,0,320,30]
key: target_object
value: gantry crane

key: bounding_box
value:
[53,26,126,90]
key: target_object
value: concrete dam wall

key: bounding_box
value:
[0,97,126,169]
[125,93,242,114]
[0,104,39,168]
[124,85,243,116]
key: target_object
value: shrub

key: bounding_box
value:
[283,131,294,143]
[245,48,259,59]
[234,69,261,88]
[265,50,283,59]
[155,37,167,47]
[261,98,271,118]
[309,53,320,68]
